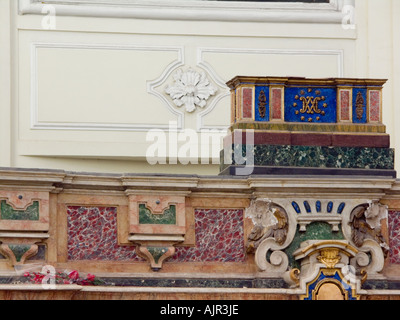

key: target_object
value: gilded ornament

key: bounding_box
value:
[355,92,365,120]
[290,268,300,286]
[258,90,267,118]
[317,248,341,269]
[299,96,324,115]
[361,269,368,285]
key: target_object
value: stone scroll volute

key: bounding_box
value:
[246,199,297,276]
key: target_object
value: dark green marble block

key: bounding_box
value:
[0,200,40,221]
[139,204,176,225]
[221,144,395,171]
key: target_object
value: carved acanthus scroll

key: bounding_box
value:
[349,202,389,256]
[246,199,291,274]
[246,199,288,253]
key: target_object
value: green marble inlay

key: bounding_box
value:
[284,222,345,269]
[0,200,40,221]
[147,247,168,264]
[139,204,176,225]
[8,245,31,262]
[226,145,394,170]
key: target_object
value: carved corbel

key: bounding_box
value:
[0,232,49,266]
[348,202,388,275]
[136,246,176,272]
[127,191,188,271]
[246,199,296,275]
[0,243,39,266]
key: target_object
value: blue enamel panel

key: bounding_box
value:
[352,88,367,124]
[316,201,322,213]
[292,201,301,214]
[337,202,346,214]
[304,201,312,213]
[327,201,333,213]
[284,87,337,123]
[255,86,269,122]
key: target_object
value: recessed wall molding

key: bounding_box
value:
[19,0,353,24]
[30,42,185,131]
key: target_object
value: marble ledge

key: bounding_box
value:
[0,284,81,291]
[0,167,397,196]
[3,283,398,298]
[0,283,302,296]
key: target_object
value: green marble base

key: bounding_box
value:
[221,144,395,171]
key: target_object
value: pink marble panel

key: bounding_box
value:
[340,90,351,121]
[369,90,381,122]
[271,88,282,120]
[389,211,400,264]
[67,207,245,263]
[67,206,143,261]
[242,88,253,119]
[171,209,245,263]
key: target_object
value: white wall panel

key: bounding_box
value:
[4,0,398,174]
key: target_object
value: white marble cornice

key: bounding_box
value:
[19,0,353,24]
[0,167,395,198]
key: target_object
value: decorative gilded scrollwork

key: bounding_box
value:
[258,90,267,118]
[317,248,341,269]
[294,89,328,122]
[356,92,365,120]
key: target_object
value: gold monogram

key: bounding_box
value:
[299,96,325,115]
[294,89,328,121]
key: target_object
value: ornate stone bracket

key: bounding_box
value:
[135,246,176,272]
[0,232,49,266]
[345,202,389,275]
[248,197,389,292]
[246,199,297,276]
[0,191,51,267]
[288,240,364,300]
[127,191,188,271]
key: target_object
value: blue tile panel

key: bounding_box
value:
[255,86,269,122]
[285,87,337,123]
[352,88,368,124]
